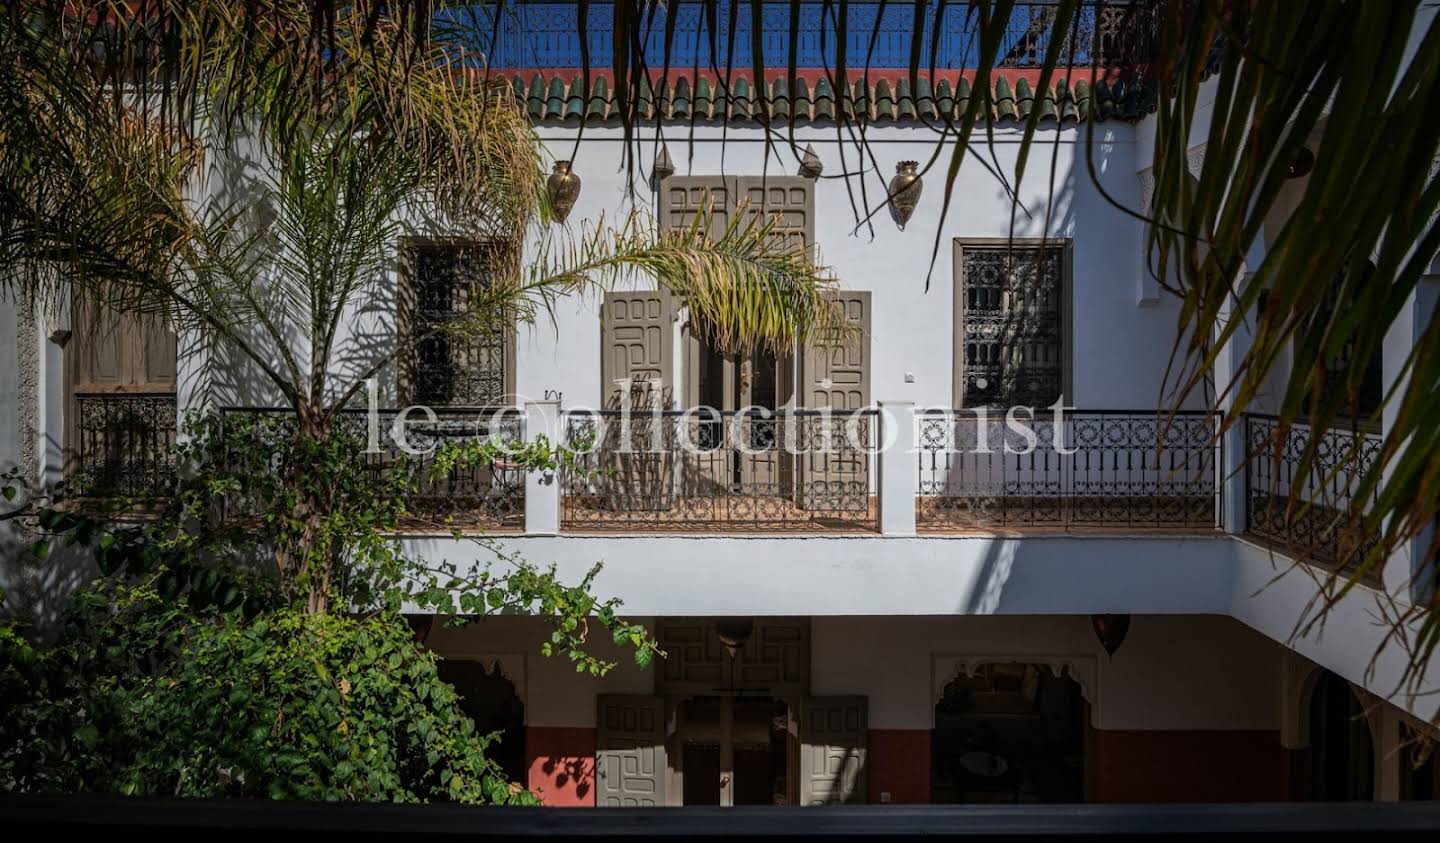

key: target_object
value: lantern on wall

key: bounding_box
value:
[798,144,824,179]
[547,160,582,223]
[1287,147,1316,179]
[652,144,675,188]
[714,617,756,660]
[888,160,923,228]
[1091,614,1131,657]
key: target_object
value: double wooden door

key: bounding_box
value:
[596,694,867,807]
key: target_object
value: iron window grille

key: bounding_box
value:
[956,244,1066,409]
[406,242,510,408]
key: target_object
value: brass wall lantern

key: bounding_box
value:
[547,160,582,223]
[888,160,923,227]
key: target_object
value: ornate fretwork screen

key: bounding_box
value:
[406,243,510,407]
[956,243,1065,408]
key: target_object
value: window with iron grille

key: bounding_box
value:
[954,242,1067,408]
[1297,261,1384,425]
[406,242,511,407]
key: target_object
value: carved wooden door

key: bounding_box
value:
[596,695,668,807]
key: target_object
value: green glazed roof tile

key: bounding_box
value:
[512,71,1151,124]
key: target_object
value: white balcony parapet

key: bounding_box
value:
[525,399,562,535]
[877,400,917,537]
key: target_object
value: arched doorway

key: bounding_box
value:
[1400,724,1440,801]
[1305,670,1375,801]
[436,658,527,786]
[931,662,1090,804]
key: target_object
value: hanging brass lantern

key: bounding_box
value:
[1091,614,1131,657]
[714,617,755,660]
[547,160,582,223]
[1287,147,1316,179]
[798,143,824,179]
[888,160,923,228]
[652,144,675,188]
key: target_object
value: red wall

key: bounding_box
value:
[866,729,931,804]
[523,725,1289,806]
[1091,730,1290,803]
[526,726,597,807]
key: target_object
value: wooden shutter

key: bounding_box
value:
[659,176,732,239]
[797,292,870,511]
[596,695,668,807]
[601,290,674,409]
[799,696,867,805]
[71,299,177,393]
[734,176,814,258]
[67,298,177,495]
[799,291,869,412]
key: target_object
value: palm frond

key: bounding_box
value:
[522,206,845,355]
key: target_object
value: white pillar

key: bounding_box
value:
[525,399,562,535]
[877,400,916,537]
[1215,277,1256,535]
[1380,281,1438,600]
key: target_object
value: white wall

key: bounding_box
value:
[519,123,1190,413]
[1230,538,1440,725]
[399,532,1235,618]
[0,295,17,473]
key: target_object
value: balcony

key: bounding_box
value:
[447,1,1160,71]
[1242,414,1382,582]
[72,402,1376,579]
[559,410,879,532]
[217,408,527,532]
[917,410,1219,533]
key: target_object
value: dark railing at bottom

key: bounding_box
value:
[6,796,1440,839]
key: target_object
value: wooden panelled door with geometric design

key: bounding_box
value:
[799,696,868,805]
[797,291,871,511]
[595,695,668,807]
[600,289,675,410]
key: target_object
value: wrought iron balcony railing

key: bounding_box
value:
[560,409,879,532]
[218,407,526,531]
[73,393,178,499]
[445,1,1159,71]
[917,410,1220,531]
[1243,414,1382,579]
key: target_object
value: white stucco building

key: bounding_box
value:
[3,0,1438,808]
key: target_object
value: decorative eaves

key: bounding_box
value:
[510,71,1154,124]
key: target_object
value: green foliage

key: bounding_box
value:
[0,583,536,804]
[2,410,659,801]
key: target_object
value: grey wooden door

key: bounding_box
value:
[665,177,736,496]
[797,291,871,511]
[799,696,868,805]
[596,695,669,807]
[601,290,674,410]
[599,290,676,511]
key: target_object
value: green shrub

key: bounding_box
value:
[1,581,536,804]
